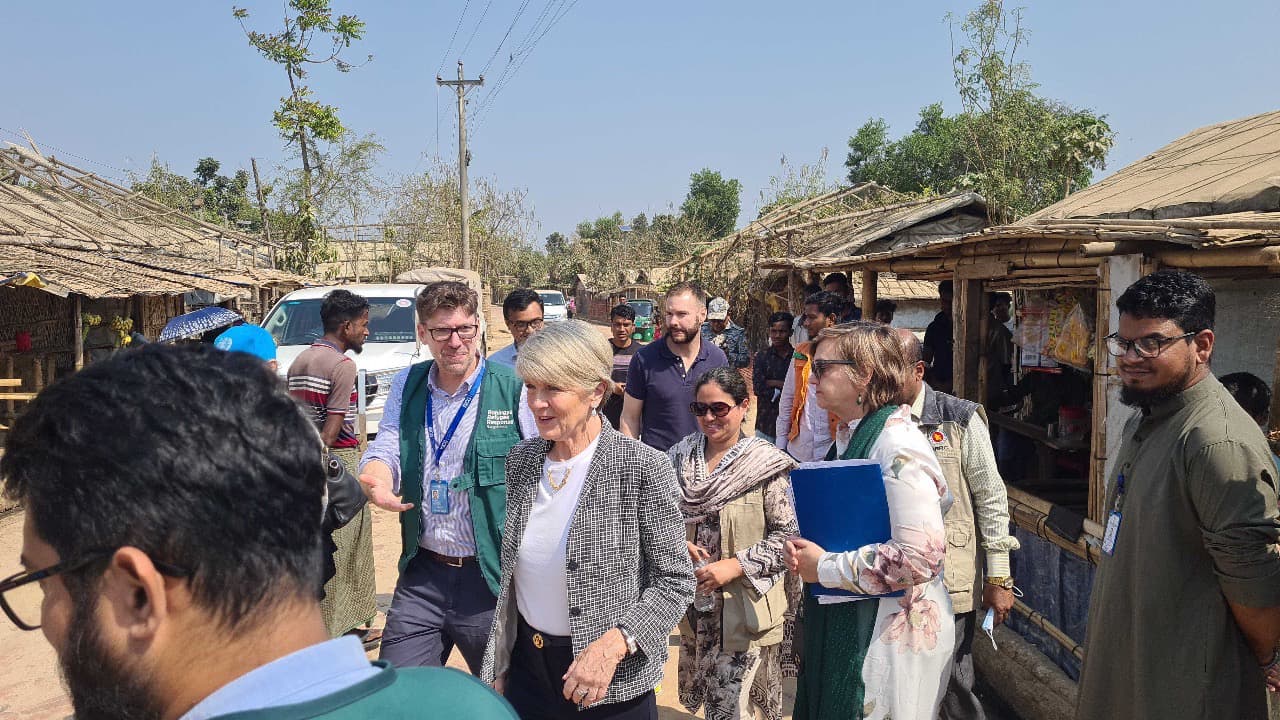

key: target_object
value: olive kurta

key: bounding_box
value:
[1077,375,1280,720]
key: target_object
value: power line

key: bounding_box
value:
[435,0,472,76]
[459,0,495,56]
[480,0,532,76]
[474,0,558,115]
[473,0,578,127]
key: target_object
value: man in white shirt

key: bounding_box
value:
[488,288,544,369]
[775,291,843,461]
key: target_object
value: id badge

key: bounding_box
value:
[1101,510,1122,555]
[428,477,451,514]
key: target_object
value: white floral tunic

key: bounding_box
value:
[816,404,956,720]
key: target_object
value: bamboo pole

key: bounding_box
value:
[1011,599,1085,661]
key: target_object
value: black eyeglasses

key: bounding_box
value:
[509,318,544,333]
[690,401,736,418]
[0,549,189,631]
[811,359,860,379]
[423,324,480,343]
[1104,331,1196,359]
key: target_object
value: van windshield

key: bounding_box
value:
[538,292,566,307]
[263,298,418,346]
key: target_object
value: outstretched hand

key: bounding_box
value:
[359,473,414,513]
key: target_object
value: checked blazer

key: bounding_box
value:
[480,421,695,705]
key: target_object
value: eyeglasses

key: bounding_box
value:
[423,324,480,343]
[1104,331,1196,359]
[509,318,544,334]
[690,401,736,418]
[811,359,860,379]
[0,549,189,631]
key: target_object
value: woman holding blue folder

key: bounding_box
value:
[784,321,954,720]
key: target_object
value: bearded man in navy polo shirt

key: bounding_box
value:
[620,282,728,452]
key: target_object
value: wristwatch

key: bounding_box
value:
[616,624,638,656]
[985,576,1015,590]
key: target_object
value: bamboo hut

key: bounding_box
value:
[0,142,310,409]
[758,109,1280,717]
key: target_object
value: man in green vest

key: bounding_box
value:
[360,280,533,672]
[0,344,516,719]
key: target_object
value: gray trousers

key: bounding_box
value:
[939,611,986,720]
[378,550,497,672]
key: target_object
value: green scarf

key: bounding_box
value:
[825,403,896,462]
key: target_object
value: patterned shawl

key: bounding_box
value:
[669,433,797,521]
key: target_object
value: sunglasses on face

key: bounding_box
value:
[810,359,860,379]
[690,401,736,418]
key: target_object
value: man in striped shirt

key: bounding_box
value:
[288,289,380,646]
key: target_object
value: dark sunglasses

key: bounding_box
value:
[811,359,860,379]
[690,401,736,418]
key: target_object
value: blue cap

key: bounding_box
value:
[213,324,277,363]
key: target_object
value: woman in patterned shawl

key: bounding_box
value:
[785,321,954,720]
[669,367,800,720]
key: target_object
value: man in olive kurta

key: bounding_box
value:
[1077,270,1280,720]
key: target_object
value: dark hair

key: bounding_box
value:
[1221,372,1271,422]
[695,366,749,405]
[320,289,369,333]
[503,288,543,320]
[823,272,850,289]
[804,290,845,319]
[874,299,897,316]
[988,291,1012,307]
[1,344,325,629]
[417,280,479,321]
[665,281,708,308]
[803,282,823,295]
[610,303,636,322]
[1115,269,1215,333]
[768,311,794,327]
[938,280,954,297]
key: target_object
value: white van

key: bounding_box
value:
[536,289,569,322]
[262,285,412,435]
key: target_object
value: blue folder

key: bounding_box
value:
[790,458,902,599]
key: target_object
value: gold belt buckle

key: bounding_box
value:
[532,632,545,649]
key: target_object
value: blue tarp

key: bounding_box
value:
[1007,527,1094,680]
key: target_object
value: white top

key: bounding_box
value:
[515,431,601,635]
[817,405,951,604]
[774,361,833,462]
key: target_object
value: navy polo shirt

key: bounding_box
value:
[624,337,728,452]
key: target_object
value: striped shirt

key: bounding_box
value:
[288,341,359,449]
[361,358,537,557]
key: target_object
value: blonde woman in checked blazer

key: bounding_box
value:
[480,321,695,720]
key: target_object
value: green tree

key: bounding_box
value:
[233,0,369,270]
[680,169,742,238]
[843,1,1113,222]
[760,149,836,217]
[132,157,261,231]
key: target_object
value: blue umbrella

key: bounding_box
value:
[158,306,243,343]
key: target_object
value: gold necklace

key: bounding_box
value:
[548,466,572,492]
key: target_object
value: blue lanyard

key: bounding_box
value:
[425,363,486,471]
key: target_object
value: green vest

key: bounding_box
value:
[398,359,524,595]
[212,665,518,719]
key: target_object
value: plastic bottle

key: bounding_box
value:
[692,558,716,612]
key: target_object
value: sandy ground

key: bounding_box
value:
[0,310,778,719]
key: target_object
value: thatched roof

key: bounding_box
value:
[771,110,1280,279]
[1024,109,1280,222]
[757,191,988,272]
[0,143,310,298]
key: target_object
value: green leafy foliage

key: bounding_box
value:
[131,157,261,231]
[233,0,370,272]
[844,1,1114,223]
[680,168,742,238]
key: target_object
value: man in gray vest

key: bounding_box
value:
[360,281,536,671]
[896,328,1019,720]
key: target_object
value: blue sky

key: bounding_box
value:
[5,1,1279,244]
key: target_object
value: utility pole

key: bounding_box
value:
[437,60,483,271]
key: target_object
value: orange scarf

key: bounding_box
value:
[788,342,839,443]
